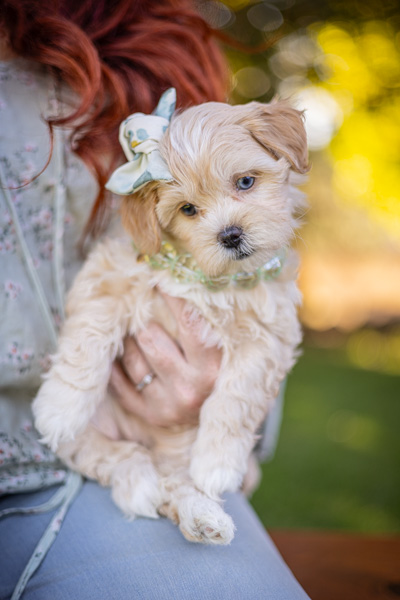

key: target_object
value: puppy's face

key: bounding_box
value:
[121,101,309,278]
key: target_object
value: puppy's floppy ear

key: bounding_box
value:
[240,99,310,174]
[120,184,161,254]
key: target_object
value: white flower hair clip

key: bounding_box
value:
[105,88,176,195]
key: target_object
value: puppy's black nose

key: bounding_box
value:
[218,226,243,249]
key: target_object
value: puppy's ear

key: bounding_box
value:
[240,100,310,174]
[120,185,161,254]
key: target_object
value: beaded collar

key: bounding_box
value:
[137,241,286,291]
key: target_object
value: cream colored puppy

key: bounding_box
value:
[33,98,309,545]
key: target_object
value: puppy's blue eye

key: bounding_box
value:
[236,176,255,191]
[180,203,197,216]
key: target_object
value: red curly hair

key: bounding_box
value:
[2,0,229,238]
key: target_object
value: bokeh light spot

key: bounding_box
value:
[247,2,284,32]
[234,66,271,98]
[291,86,343,150]
[195,0,235,28]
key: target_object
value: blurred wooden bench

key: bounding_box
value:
[270,530,400,600]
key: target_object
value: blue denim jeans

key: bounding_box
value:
[0,481,310,600]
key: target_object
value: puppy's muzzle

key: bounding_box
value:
[217,226,254,260]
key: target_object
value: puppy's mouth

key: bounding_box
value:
[229,246,255,261]
[217,226,255,261]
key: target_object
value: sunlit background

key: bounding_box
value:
[197,0,400,532]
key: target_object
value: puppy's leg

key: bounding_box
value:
[58,426,162,519]
[160,477,235,545]
[33,274,130,452]
[190,343,292,499]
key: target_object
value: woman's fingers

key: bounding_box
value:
[108,361,147,419]
[121,336,151,385]
[110,358,195,427]
[136,322,187,382]
[137,323,208,417]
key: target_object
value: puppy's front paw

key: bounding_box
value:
[190,457,243,499]
[179,495,235,545]
[111,454,162,520]
[33,378,94,452]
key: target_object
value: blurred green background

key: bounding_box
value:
[197,0,400,532]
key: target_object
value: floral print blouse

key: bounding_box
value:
[0,58,98,495]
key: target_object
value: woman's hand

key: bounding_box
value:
[109,294,221,427]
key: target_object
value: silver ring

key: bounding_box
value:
[135,372,155,392]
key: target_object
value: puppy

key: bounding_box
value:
[33,93,308,545]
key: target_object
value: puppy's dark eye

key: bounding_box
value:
[180,203,197,216]
[236,176,255,191]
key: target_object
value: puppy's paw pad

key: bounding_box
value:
[179,497,235,545]
[194,512,235,545]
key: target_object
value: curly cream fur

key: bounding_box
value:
[33,99,307,545]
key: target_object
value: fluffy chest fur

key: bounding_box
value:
[70,236,301,459]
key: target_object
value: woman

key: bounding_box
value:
[0,1,310,598]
